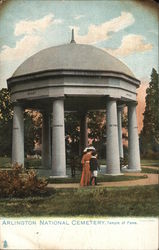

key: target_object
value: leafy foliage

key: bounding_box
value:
[0,88,43,156]
[24,110,42,155]
[140,68,159,155]
[0,163,48,198]
[88,111,106,158]
[88,111,106,142]
[65,112,80,155]
[65,111,106,158]
[0,88,13,156]
[0,88,13,122]
[27,110,42,145]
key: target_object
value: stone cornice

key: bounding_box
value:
[7,69,140,88]
[10,84,137,97]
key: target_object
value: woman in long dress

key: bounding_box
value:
[80,148,93,186]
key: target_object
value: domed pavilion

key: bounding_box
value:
[7,30,141,176]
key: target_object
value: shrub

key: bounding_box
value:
[0,163,48,198]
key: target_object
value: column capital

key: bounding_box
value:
[127,101,138,107]
[52,96,65,101]
[107,97,118,102]
[12,101,23,107]
[117,104,125,111]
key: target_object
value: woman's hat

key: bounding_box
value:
[87,146,95,151]
[83,147,88,153]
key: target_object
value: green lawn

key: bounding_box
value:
[141,167,159,174]
[0,157,42,168]
[0,157,11,168]
[0,185,158,217]
[0,156,158,217]
[141,159,159,167]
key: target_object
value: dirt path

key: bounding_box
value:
[48,172,159,189]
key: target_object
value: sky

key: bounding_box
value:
[0,0,158,90]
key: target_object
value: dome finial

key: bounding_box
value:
[70,29,76,43]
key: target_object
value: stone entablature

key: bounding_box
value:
[8,71,139,104]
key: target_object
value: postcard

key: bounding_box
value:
[0,0,159,249]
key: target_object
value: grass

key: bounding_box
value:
[0,157,11,168]
[0,185,158,217]
[141,167,159,174]
[141,159,159,167]
[0,157,42,169]
[48,174,148,184]
[25,158,42,168]
[141,159,159,163]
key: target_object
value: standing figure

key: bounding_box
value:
[80,148,92,186]
[70,154,77,177]
[90,151,100,185]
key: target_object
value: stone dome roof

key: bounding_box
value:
[13,43,135,78]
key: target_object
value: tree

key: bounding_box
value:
[88,111,106,158]
[88,111,106,142]
[24,110,42,155]
[0,88,13,156]
[65,112,80,145]
[24,111,37,155]
[64,111,107,158]
[65,112,80,156]
[140,68,159,155]
[0,88,42,156]
[0,88,13,122]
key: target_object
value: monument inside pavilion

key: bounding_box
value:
[7,30,141,177]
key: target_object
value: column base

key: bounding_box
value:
[100,165,123,176]
[50,175,68,179]
[12,161,24,167]
[104,173,124,176]
[122,167,141,173]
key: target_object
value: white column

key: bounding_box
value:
[12,104,24,166]
[117,106,124,158]
[106,99,120,175]
[128,102,141,171]
[52,99,66,177]
[80,112,88,154]
[42,111,51,169]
